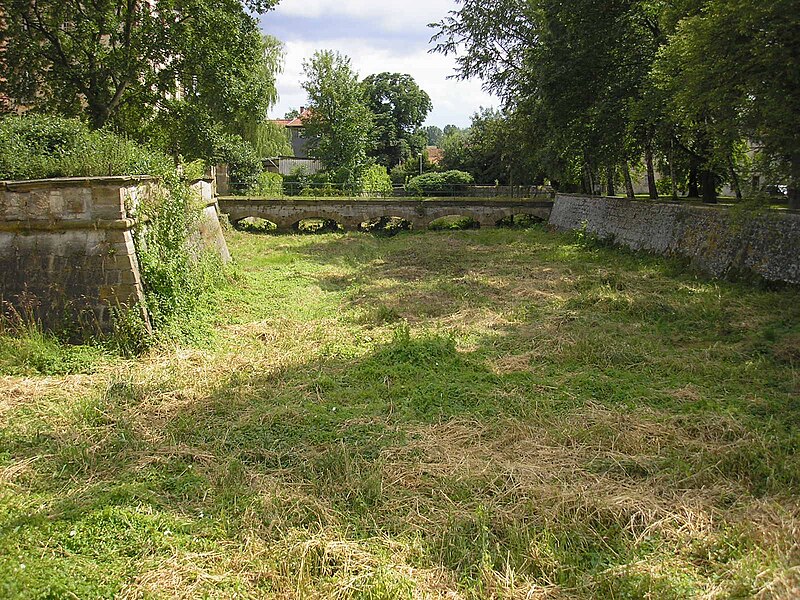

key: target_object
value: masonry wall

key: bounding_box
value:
[0,177,155,331]
[549,194,800,284]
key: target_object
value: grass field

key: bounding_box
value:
[1,226,799,598]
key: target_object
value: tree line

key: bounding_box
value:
[431,0,800,207]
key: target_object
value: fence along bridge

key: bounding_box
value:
[218,197,554,232]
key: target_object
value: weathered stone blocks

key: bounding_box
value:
[1,176,233,333]
[549,194,800,285]
[0,177,151,332]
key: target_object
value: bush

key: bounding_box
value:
[0,114,171,180]
[246,171,283,196]
[214,134,262,194]
[406,170,474,196]
[360,165,393,196]
[133,175,228,343]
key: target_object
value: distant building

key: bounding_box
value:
[426,146,444,166]
[272,107,313,158]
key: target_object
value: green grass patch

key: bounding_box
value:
[0,227,798,597]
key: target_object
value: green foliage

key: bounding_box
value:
[389,152,436,184]
[0,0,279,130]
[0,326,102,376]
[133,177,227,341]
[423,125,444,147]
[361,73,433,167]
[246,172,283,196]
[431,0,800,204]
[360,165,393,196]
[0,115,171,180]
[214,134,263,192]
[439,109,541,185]
[301,50,374,184]
[406,170,474,196]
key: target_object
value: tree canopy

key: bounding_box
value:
[361,73,432,168]
[432,0,800,206]
[301,50,374,184]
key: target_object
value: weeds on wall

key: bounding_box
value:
[132,175,229,346]
[0,115,231,357]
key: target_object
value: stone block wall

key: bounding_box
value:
[0,177,154,331]
[549,194,800,284]
[190,179,232,264]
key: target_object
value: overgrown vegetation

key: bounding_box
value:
[0,115,229,352]
[1,227,798,597]
[406,169,475,196]
[0,115,171,180]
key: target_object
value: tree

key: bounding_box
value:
[236,35,292,159]
[301,50,374,184]
[424,126,444,147]
[361,73,432,167]
[654,0,800,207]
[0,0,279,132]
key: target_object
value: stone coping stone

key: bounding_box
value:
[2,175,155,191]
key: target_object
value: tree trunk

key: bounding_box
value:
[688,161,699,198]
[606,166,615,197]
[623,163,635,200]
[644,139,658,199]
[727,155,742,202]
[700,169,717,204]
[669,139,678,200]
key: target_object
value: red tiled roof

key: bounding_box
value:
[272,107,312,128]
[426,146,444,165]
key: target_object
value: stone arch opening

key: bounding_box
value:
[232,216,278,234]
[292,217,345,234]
[359,216,412,236]
[496,213,545,229]
[428,214,481,231]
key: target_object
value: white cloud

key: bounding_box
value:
[259,0,498,126]
[272,0,456,32]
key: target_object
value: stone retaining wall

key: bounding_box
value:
[549,194,800,284]
[1,176,231,333]
[0,177,154,331]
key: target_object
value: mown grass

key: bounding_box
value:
[1,226,799,598]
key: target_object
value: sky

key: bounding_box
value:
[257,0,498,128]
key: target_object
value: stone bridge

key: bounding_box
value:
[218,197,554,231]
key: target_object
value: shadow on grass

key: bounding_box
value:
[3,228,800,597]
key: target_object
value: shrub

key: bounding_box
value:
[133,175,228,342]
[360,165,393,196]
[406,170,474,196]
[246,171,283,196]
[0,114,171,180]
[214,134,262,194]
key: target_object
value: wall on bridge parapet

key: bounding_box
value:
[0,177,153,331]
[549,194,800,284]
